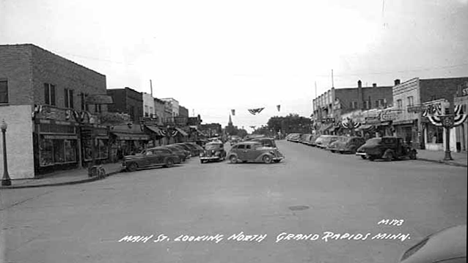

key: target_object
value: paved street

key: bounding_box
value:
[1,140,466,263]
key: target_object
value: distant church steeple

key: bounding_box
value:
[228,115,233,126]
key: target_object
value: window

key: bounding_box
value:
[44,83,56,106]
[397,99,402,108]
[364,101,370,109]
[245,145,251,149]
[64,89,74,108]
[0,80,8,103]
[375,100,380,108]
[95,104,102,113]
[237,144,245,149]
[407,96,414,107]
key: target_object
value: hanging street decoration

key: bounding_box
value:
[231,109,235,116]
[425,104,467,127]
[248,108,265,115]
[340,118,361,129]
[277,105,281,112]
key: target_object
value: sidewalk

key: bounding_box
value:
[417,149,467,167]
[0,163,125,190]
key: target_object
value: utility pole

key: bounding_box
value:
[443,100,454,160]
[150,79,153,96]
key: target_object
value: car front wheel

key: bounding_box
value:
[409,150,417,160]
[165,158,174,168]
[127,162,137,172]
[229,155,238,164]
[263,155,273,164]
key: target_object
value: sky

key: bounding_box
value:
[1,0,468,132]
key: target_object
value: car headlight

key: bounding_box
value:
[215,151,221,156]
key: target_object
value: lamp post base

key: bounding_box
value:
[1,178,11,186]
[443,150,453,161]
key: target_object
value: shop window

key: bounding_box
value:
[0,80,8,103]
[83,138,109,161]
[40,139,54,166]
[44,83,56,106]
[427,125,443,144]
[64,140,77,162]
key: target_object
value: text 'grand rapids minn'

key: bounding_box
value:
[118,231,411,244]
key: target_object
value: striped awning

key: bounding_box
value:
[145,125,164,136]
[175,127,188,136]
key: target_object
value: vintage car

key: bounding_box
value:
[286,133,300,142]
[327,136,366,154]
[162,145,190,161]
[299,134,313,144]
[230,136,242,146]
[175,143,199,156]
[200,142,227,163]
[304,134,320,146]
[399,224,466,263]
[248,137,277,148]
[228,141,284,164]
[122,147,181,172]
[356,137,417,161]
[314,135,339,149]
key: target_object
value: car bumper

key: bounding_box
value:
[200,156,222,161]
[355,152,367,157]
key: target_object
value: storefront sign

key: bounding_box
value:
[380,111,398,121]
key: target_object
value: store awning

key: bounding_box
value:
[111,132,150,141]
[375,121,391,127]
[145,125,164,136]
[175,127,188,136]
[355,124,375,131]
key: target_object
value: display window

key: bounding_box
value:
[427,125,443,144]
[83,138,109,161]
[39,136,78,166]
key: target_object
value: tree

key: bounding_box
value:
[99,112,131,126]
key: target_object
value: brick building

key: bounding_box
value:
[392,77,468,150]
[0,44,109,178]
[312,80,393,134]
[107,87,143,122]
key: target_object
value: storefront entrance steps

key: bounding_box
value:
[416,150,467,167]
[0,163,125,189]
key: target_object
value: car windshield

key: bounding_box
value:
[366,138,382,145]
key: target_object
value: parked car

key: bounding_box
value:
[327,136,366,154]
[300,134,313,144]
[227,141,284,164]
[175,143,199,156]
[314,135,339,149]
[399,224,466,263]
[122,147,181,172]
[160,145,190,162]
[186,142,204,153]
[286,133,300,141]
[200,142,227,163]
[290,133,303,143]
[304,134,320,146]
[356,137,417,161]
[230,136,242,146]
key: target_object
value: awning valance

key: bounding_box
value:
[145,125,164,136]
[175,127,188,136]
[111,132,150,141]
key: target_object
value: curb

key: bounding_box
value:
[0,170,124,190]
[416,158,467,168]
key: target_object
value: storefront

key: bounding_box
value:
[81,125,110,164]
[144,125,165,147]
[454,93,468,152]
[35,119,80,173]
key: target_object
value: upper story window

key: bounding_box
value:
[95,104,102,113]
[397,99,402,108]
[44,83,56,106]
[375,100,380,108]
[64,88,74,109]
[407,96,414,107]
[0,80,8,103]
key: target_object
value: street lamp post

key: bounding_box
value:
[1,120,11,186]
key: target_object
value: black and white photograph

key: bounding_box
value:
[0,0,467,262]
